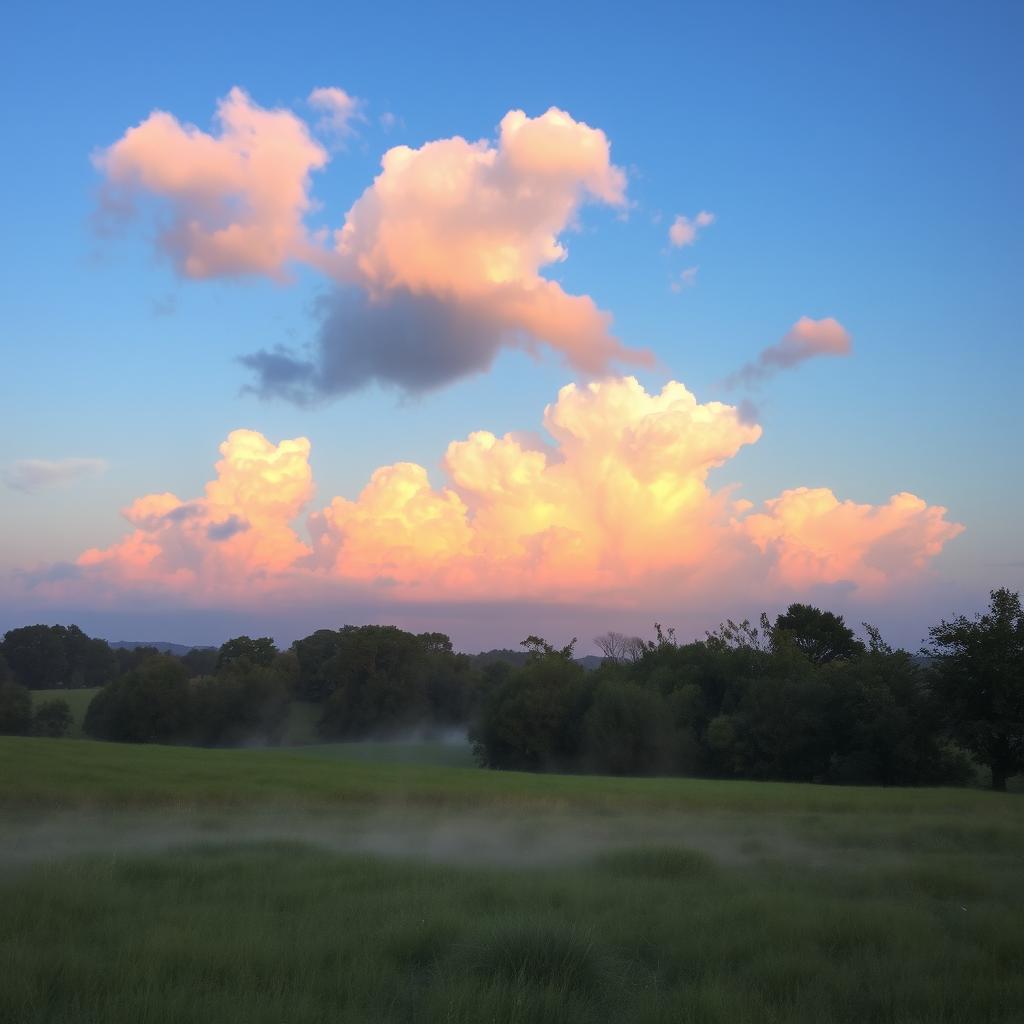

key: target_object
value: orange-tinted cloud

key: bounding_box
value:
[312,105,647,374]
[98,92,650,393]
[727,316,853,387]
[95,88,329,279]
[57,378,961,607]
[742,488,965,590]
[77,430,313,595]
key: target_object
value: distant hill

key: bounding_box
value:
[108,641,216,656]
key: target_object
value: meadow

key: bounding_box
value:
[1,736,1022,1023]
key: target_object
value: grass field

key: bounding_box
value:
[1,737,1022,1023]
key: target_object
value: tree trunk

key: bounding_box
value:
[991,765,1008,792]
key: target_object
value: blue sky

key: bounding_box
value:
[1,0,1020,648]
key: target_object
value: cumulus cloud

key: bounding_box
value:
[308,86,364,142]
[94,87,328,279]
[97,91,651,393]
[4,458,107,493]
[669,210,714,248]
[309,106,648,377]
[742,488,963,590]
[726,317,853,387]
[47,377,961,607]
[77,431,312,593]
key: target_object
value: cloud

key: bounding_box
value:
[726,316,853,387]
[308,106,649,378]
[98,90,651,392]
[670,266,699,293]
[742,488,964,589]
[4,458,107,493]
[94,87,329,279]
[241,287,515,401]
[76,431,312,592]
[40,377,961,607]
[669,210,714,248]
[308,86,364,142]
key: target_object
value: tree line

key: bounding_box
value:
[0,589,1021,789]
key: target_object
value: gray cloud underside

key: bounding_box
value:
[240,289,510,403]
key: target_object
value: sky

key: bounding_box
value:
[1,0,1021,652]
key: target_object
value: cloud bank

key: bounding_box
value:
[34,377,961,608]
[97,91,650,393]
[4,458,107,493]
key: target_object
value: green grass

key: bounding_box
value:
[28,687,98,738]
[1,737,1022,1023]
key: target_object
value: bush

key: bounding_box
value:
[31,698,73,738]
[84,656,191,743]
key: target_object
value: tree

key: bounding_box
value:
[928,588,1024,791]
[583,680,674,774]
[1,625,68,688]
[472,641,590,770]
[216,636,278,671]
[31,698,73,738]
[774,604,865,664]
[84,656,191,743]
[0,680,32,735]
[0,624,117,688]
[594,632,645,664]
[189,662,290,746]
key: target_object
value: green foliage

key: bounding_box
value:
[30,698,72,738]
[928,587,1024,790]
[472,644,589,770]
[774,603,865,664]
[582,680,675,775]
[215,635,278,672]
[189,662,290,746]
[84,656,192,743]
[313,626,478,739]
[474,617,976,786]
[0,623,117,688]
[0,680,32,735]
[179,647,218,677]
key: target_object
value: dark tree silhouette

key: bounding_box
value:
[928,588,1024,791]
[774,604,865,664]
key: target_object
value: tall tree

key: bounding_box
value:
[928,588,1024,791]
[774,604,865,664]
[216,636,278,671]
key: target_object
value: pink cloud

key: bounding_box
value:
[97,91,650,390]
[318,106,647,375]
[95,88,329,279]
[308,86,364,141]
[726,316,853,387]
[668,210,715,248]
[40,377,960,609]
